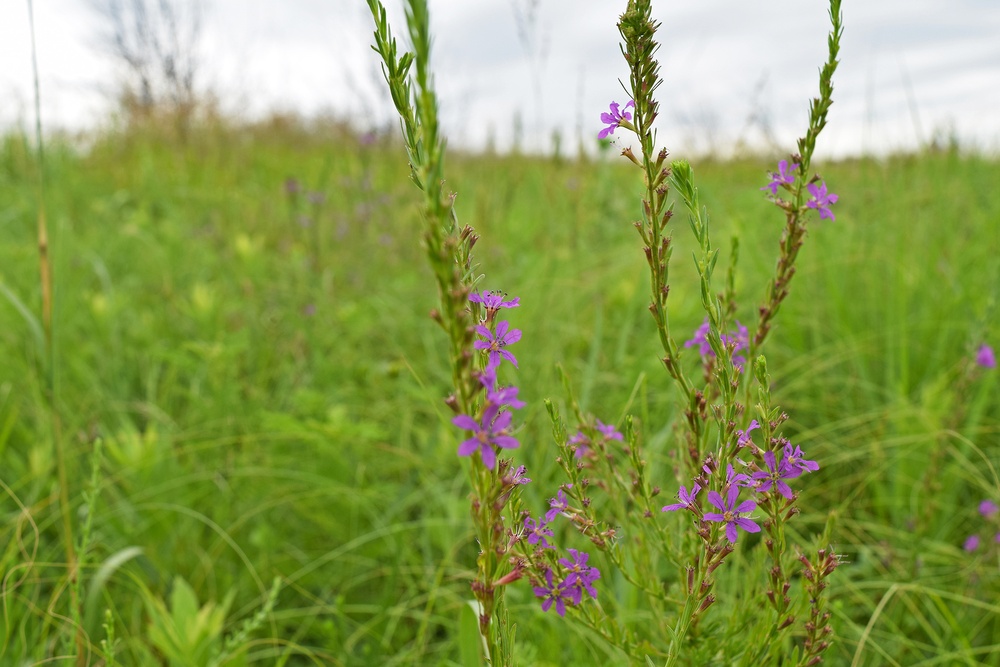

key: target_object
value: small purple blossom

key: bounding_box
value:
[470,290,520,316]
[533,569,575,616]
[979,500,999,517]
[596,420,623,441]
[684,319,712,356]
[545,488,571,522]
[569,431,590,458]
[761,160,798,196]
[976,344,997,369]
[662,483,701,512]
[782,443,820,477]
[474,320,522,369]
[806,182,839,221]
[508,465,531,486]
[479,367,526,410]
[558,549,601,601]
[598,100,635,140]
[725,464,753,490]
[452,404,519,470]
[523,516,554,550]
[704,486,760,544]
[726,323,750,369]
[737,420,760,449]
[964,534,980,552]
[751,450,795,500]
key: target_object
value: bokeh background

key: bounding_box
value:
[1,1,999,664]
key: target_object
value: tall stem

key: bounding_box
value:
[27,1,82,662]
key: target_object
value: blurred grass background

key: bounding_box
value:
[0,115,998,664]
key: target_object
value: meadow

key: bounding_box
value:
[0,108,998,664]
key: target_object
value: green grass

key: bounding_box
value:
[0,117,998,665]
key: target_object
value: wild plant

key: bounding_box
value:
[368,0,844,664]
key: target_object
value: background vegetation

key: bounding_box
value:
[0,114,998,664]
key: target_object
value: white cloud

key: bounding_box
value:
[1,0,998,156]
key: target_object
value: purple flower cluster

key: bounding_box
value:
[451,291,524,469]
[663,438,819,544]
[761,159,839,221]
[526,488,602,617]
[684,318,750,369]
[964,499,1000,552]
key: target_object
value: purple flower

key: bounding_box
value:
[545,488,571,523]
[596,420,623,441]
[979,500,999,517]
[662,483,701,512]
[508,465,531,486]
[598,100,635,140]
[684,319,712,356]
[964,534,980,552]
[751,450,795,499]
[479,367,526,409]
[782,443,820,477]
[725,322,750,369]
[558,549,601,601]
[307,191,326,206]
[569,431,590,458]
[474,320,522,369]
[452,404,519,470]
[523,516,554,550]
[976,344,997,369]
[725,464,752,490]
[704,486,760,544]
[470,290,520,320]
[533,569,575,616]
[737,420,760,448]
[761,160,798,196]
[806,182,839,221]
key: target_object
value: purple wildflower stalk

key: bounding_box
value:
[369,3,527,657]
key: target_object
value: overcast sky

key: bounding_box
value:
[2,0,999,158]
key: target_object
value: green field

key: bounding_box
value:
[1,117,998,664]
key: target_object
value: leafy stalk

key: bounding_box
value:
[367,1,515,663]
